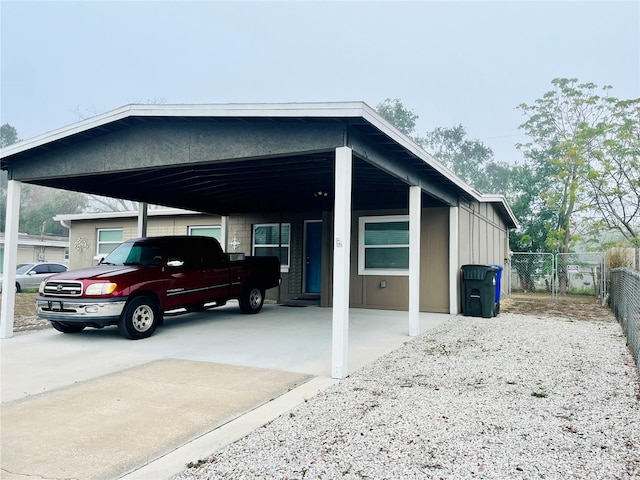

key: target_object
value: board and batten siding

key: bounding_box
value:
[457,201,509,302]
[458,201,509,267]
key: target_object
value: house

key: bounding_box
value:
[1,101,518,377]
[0,233,69,272]
[54,208,223,268]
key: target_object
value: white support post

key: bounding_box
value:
[409,186,421,336]
[137,202,148,238]
[331,146,352,379]
[449,206,460,314]
[1,180,22,339]
[220,216,228,252]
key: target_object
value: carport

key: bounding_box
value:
[0,102,516,378]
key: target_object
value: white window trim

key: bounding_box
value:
[252,223,291,273]
[358,215,409,276]
[97,228,123,252]
[95,228,123,262]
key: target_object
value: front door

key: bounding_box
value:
[304,221,322,294]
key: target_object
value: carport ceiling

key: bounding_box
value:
[0,103,479,216]
[31,152,446,214]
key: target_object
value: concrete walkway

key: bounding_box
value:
[1,303,450,479]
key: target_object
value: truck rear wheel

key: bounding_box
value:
[51,321,86,333]
[118,296,160,339]
[239,285,265,314]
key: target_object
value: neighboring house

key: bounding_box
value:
[54,209,223,269]
[0,233,68,273]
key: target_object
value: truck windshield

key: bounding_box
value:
[102,242,164,267]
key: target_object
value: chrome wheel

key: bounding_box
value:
[131,304,155,332]
[248,288,263,310]
[239,285,265,314]
[118,296,160,339]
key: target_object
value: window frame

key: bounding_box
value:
[358,215,410,276]
[252,223,291,273]
[188,225,222,241]
[96,228,123,258]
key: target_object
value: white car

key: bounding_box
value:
[0,263,68,293]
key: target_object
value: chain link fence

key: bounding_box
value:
[610,268,640,376]
[555,253,605,301]
[509,253,555,297]
[509,252,606,302]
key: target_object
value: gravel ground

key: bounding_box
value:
[173,313,640,480]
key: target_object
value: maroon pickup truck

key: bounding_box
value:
[36,236,280,339]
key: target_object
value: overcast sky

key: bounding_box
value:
[1,0,638,165]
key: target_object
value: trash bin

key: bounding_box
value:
[490,264,503,316]
[461,264,498,318]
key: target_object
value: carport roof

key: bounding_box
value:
[0,102,517,228]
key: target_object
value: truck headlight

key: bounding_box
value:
[85,282,117,295]
[39,281,45,294]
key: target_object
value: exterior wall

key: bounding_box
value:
[0,234,68,272]
[457,200,510,301]
[62,202,510,315]
[14,245,67,265]
[458,201,508,266]
[67,214,222,269]
[226,212,322,303]
[347,207,450,313]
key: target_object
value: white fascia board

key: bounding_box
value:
[478,194,520,229]
[0,105,135,158]
[16,239,69,248]
[53,208,207,222]
[124,101,369,118]
[0,239,68,248]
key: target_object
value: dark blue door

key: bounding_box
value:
[305,222,322,293]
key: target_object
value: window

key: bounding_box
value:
[253,224,290,272]
[48,264,67,273]
[97,229,123,258]
[358,215,409,276]
[188,225,221,241]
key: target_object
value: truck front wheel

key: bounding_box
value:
[239,285,265,314]
[118,296,160,339]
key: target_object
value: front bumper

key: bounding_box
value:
[36,296,127,326]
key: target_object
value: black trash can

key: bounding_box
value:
[461,265,498,318]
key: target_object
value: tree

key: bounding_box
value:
[1,123,20,147]
[582,98,640,267]
[85,195,138,212]
[20,187,88,236]
[376,100,511,193]
[376,98,419,137]
[421,124,512,193]
[0,123,21,230]
[517,78,640,292]
[517,79,614,252]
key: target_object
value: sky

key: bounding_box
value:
[1,0,638,166]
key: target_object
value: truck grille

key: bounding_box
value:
[43,281,83,296]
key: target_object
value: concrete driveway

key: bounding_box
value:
[1,302,450,479]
